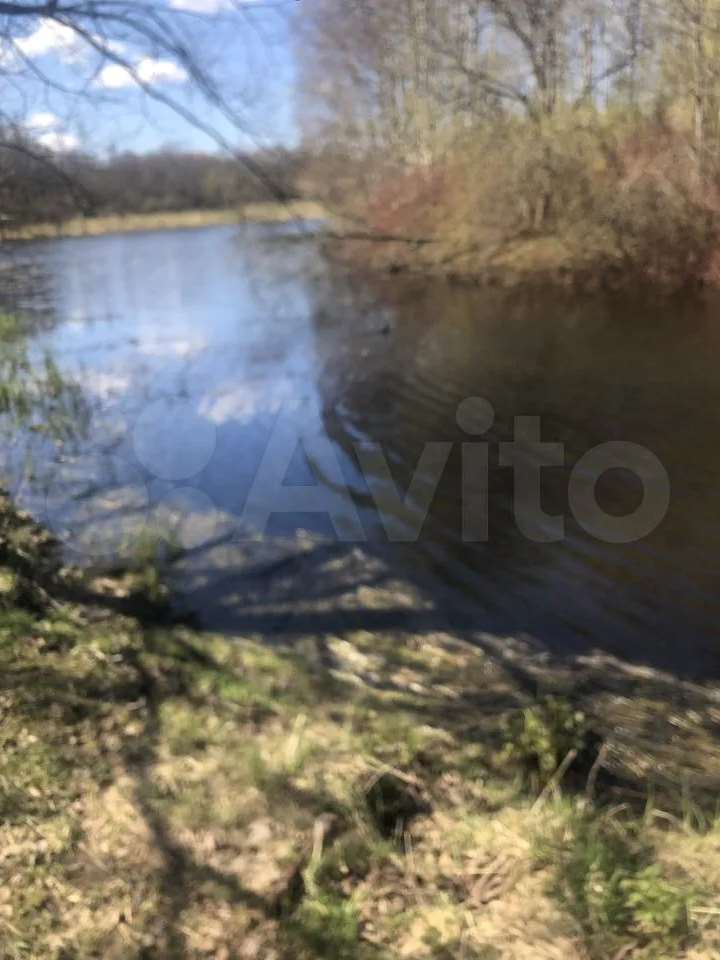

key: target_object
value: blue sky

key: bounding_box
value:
[3,0,299,155]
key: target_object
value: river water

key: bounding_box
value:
[1,223,718,678]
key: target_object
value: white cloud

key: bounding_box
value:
[26,110,61,131]
[15,20,84,61]
[136,57,188,84]
[96,63,134,89]
[97,57,187,89]
[36,130,80,152]
[13,20,183,94]
[199,379,300,426]
[170,0,234,12]
[3,24,130,73]
[24,111,80,152]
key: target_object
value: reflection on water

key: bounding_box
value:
[1,224,718,676]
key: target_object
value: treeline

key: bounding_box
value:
[0,143,304,228]
[298,0,720,289]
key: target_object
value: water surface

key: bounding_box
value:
[1,224,718,678]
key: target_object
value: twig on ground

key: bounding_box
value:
[532,749,579,813]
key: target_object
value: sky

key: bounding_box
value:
[2,0,300,156]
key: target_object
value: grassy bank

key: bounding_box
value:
[324,224,713,294]
[0,202,327,242]
[237,200,326,224]
[325,233,590,291]
[1,496,719,959]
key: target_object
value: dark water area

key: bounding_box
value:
[1,224,718,679]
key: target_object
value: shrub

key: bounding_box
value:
[500,696,588,790]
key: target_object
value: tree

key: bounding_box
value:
[296,0,720,286]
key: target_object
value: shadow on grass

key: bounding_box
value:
[2,518,719,957]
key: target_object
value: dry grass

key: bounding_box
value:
[0,201,327,242]
[237,200,327,223]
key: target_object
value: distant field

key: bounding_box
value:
[1,201,327,241]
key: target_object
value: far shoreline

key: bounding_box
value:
[0,200,327,242]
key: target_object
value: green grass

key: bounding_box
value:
[499,695,589,789]
[287,894,372,959]
[537,812,695,958]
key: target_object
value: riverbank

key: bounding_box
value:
[0,202,327,242]
[2,203,680,294]
[324,229,716,295]
[323,233,574,290]
[1,495,719,958]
